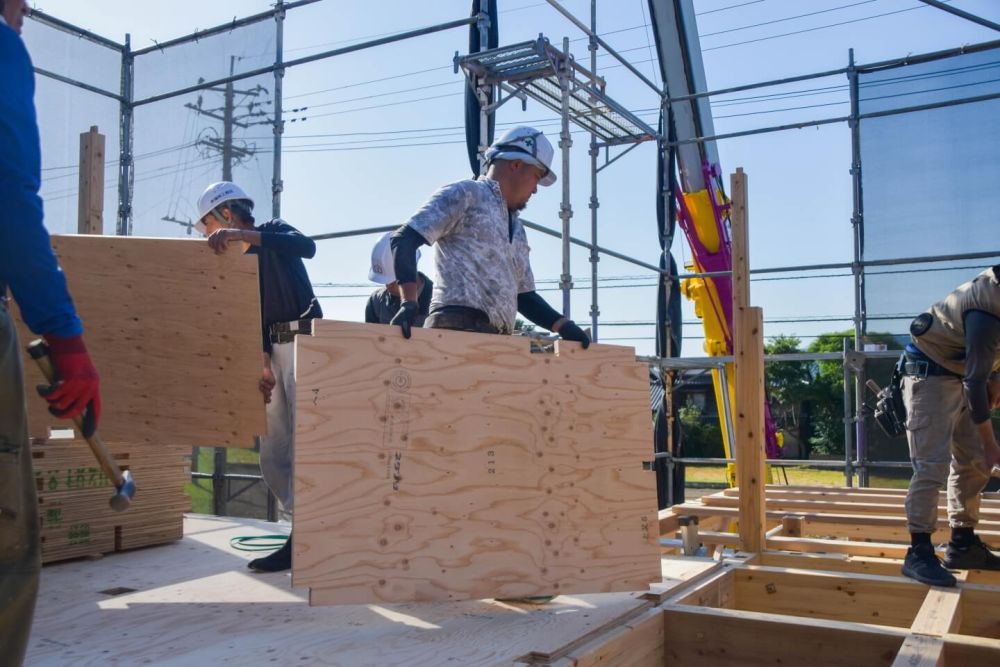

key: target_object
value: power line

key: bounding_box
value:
[696,1,767,17]
[699,0,880,38]
[701,2,946,52]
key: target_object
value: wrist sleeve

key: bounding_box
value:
[390,226,428,285]
[516,291,562,331]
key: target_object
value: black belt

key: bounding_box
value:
[269,318,313,345]
[901,351,961,378]
[425,305,502,335]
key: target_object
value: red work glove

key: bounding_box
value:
[40,334,101,437]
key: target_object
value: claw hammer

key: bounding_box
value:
[28,339,136,512]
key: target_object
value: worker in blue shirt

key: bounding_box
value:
[0,1,102,663]
[196,181,321,573]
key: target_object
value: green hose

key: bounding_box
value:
[229,535,289,552]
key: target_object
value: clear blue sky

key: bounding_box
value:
[26,0,1000,355]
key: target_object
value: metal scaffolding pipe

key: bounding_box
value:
[131,0,323,56]
[558,36,574,317]
[272,2,286,218]
[132,16,477,107]
[916,0,1000,33]
[588,0,599,340]
[33,68,122,101]
[117,35,135,236]
[668,88,1000,148]
[543,0,663,96]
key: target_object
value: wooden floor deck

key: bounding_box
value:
[26,514,715,666]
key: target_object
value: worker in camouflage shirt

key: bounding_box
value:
[388,126,590,346]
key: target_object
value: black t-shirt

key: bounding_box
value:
[245,219,322,352]
[364,273,433,325]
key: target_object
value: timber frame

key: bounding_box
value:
[588,484,1000,666]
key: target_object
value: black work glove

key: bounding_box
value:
[558,320,590,349]
[389,301,419,339]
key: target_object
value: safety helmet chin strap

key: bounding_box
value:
[195,206,235,236]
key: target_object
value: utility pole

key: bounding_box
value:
[162,56,270,234]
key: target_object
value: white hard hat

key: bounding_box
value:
[196,181,254,222]
[369,231,419,285]
[484,126,556,186]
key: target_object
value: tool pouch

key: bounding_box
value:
[872,355,907,438]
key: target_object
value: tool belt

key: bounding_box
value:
[900,349,961,379]
[268,318,313,345]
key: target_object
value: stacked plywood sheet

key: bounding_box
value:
[32,439,191,563]
[9,235,265,562]
[293,320,660,605]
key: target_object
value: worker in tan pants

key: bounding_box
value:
[903,374,994,533]
[901,266,1000,587]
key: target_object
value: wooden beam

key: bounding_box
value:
[892,634,945,667]
[733,565,927,628]
[766,535,909,559]
[77,125,105,235]
[734,307,766,552]
[956,586,1000,639]
[942,634,1000,664]
[663,606,905,666]
[910,584,964,637]
[783,514,804,537]
[546,607,665,667]
[730,167,749,310]
[757,551,905,578]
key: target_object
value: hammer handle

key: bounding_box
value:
[30,341,125,489]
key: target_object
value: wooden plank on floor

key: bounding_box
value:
[293,321,660,604]
[12,235,265,447]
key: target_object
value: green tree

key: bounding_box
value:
[678,398,724,458]
[764,335,813,456]
[805,330,904,456]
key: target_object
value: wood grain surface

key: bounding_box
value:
[12,235,265,447]
[293,320,659,604]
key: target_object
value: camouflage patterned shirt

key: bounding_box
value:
[404,177,535,334]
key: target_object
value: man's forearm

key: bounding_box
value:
[239,229,262,246]
[399,282,419,302]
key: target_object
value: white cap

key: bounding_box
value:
[369,231,419,284]
[196,181,254,221]
[484,126,556,186]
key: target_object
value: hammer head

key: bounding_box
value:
[108,469,137,512]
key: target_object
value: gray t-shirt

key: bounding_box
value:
[405,177,535,333]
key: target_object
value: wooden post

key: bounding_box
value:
[78,126,105,235]
[731,168,766,553]
[730,167,749,311]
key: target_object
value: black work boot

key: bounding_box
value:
[902,542,957,587]
[248,533,292,573]
[943,533,1000,571]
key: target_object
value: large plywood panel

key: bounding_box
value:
[13,235,264,447]
[293,320,659,604]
